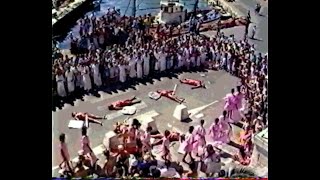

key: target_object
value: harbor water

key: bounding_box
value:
[56,0,210,49]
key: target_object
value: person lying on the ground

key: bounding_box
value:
[180,78,206,89]
[71,112,104,126]
[108,96,141,110]
[156,90,185,104]
[151,130,181,144]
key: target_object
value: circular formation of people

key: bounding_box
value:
[54,6,268,179]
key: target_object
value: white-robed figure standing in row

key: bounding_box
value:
[56,70,67,98]
[74,64,83,90]
[200,46,207,66]
[82,65,92,93]
[129,54,137,79]
[118,60,127,83]
[65,67,75,95]
[91,60,102,88]
[143,51,150,76]
[177,51,184,69]
[136,52,143,79]
[153,49,160,72]
[159,49,167,72]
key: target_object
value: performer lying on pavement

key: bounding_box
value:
[180,78,206,89]
[108,96,141,110]
[156,90,185,104]
[71,112,104,126]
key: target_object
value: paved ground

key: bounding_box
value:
[52,68,243,176]
[230,0,268,53]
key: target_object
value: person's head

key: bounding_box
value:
[223,110,227,117]
[151,168,161,178]
[108,105,115,110]
[200,119,205,126]
[59,133,65,143]
[236,86,241,92]
[189,126,194,134]
[164,130,171,137]
[215,118,219,124]
[81,127,87,136]
[231,88,235,94]
[146,126,152,133]
[71,112,76,117]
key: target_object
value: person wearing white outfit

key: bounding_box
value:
[82,65,92,92]
[159,50,167,72]
[91,61,102,87]
[118,61,127,83]
[129,56,137,79]
[65,67,75,95]
[136,54,143,79]
[153,49,160,72]
[142,51,150,76]
[56,71,67,98]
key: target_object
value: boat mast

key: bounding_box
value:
[132,0,137,17]
[193,0,199,17]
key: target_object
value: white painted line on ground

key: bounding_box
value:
[188,100,219,117]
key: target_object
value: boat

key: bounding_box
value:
[155,0,187,25]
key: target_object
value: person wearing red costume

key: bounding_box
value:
[156,89,185,104]
[108,96,141,110]
[180,78,206,89]
[71,112,105,126]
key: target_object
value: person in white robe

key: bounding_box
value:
[184,47,190,70]
[56,71,67,98]
[200,47,207,66]
[65,67,75,95]
[129,56,137,78]
[159,50,167,72]
[136,54,143,79]
[82,65,92,92]
[154,50,160,72]
[189,47,196,68]
[142,51,150,76]
[118,61,127,83]
[71,65,82,90]
[177,52,184,69]
[91,61,102,87]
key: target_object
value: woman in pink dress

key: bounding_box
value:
[232,86,244,122]
[81,127,97,167]
[160,130,171,161]
[224,88,238,120]
[141,126,152,155]
[218,111,232,144]
[209,117,230,145]
[59,133,73,175]
[193,120,206,156]
[181,126,195,163]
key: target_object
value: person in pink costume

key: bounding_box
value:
[209,116,231,145]
[218,111,232,143]
[232,86,244,122]
[160,130,171,161]
[80,127,98,167]
[181,126,195,163]
[141,126,152,154]
[193,120,206,156]
[223,88,238,120]
[59,133,73,175]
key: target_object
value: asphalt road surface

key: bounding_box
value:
[52,68,241,176]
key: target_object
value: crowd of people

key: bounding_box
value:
[54,5,268,179]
